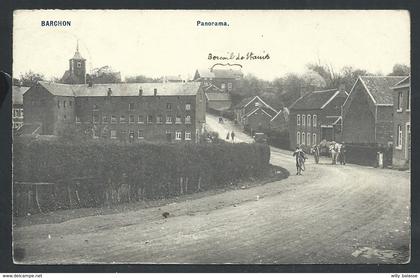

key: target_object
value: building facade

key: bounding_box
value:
[289,87,348,150]
[23,82,206,143]
[391,76,410,168]
[12,86,30,131]
[341,76,406,146]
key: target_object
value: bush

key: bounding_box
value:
[13,140,270,216]
[264,129,290,150]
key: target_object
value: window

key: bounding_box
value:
[93,114,99,123]
[228,83,233,91]
[157,115,163,124]
[93,128,99,139]
[307,133,311,146]
[110,130,117,139]
[313,115,317,127]
[307,115,311,127]
[120,115,126,123]
[111,115,117,123]
[69,101,72,107]
[129,115,135,123]
[397,92,403,111]
[138,115,144,123]
[166,103,172,110]
[302,132,306,145]
[138,129,144,139]
[64,101,66,108]
[313,133,317,145]
[77,61,82,68]
[185,115,191,124]
[93,104,99,111]
[397,125,402,148]
[166,116,172,124]
[147,115,153,123]
[221,83,226,90]
[185,103,191,111]
[20,109,24,118]
[297,132,301,146]
[175,131,182,140]
[76,116,81,123]
[103,116,109,123]
[175,116,182,124]
[129,103,135,110]
[297,115,301,126]
[57,100,60,108]
[407,91,411,111]
[64,114,67,120]
[185,132,191,140]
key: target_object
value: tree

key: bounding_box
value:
[389,64,410,76]
[90,66,121,83]
[17,71,45,87]
[125,75,160,83]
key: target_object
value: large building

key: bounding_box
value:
[342,76,406,146]
[12,85,30,131]
[289,87,348,150]
[23,81,206,143]
[391,76,411,168]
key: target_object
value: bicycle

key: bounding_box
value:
[298,156,306,173]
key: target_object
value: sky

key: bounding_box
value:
[13,10,410,81]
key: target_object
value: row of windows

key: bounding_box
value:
[57,100,73,108]
[296,132,317,146]
[77,115,192,124]
[297,114,317,127]
[93,103,192,111]
[397,91,410,111]
[99,129,192,140]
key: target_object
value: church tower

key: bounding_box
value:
[61,41,86,84]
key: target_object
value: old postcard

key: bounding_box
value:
[11,10,410,264]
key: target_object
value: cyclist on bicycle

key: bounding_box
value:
[293,146,306,175]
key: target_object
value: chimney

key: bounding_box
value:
[154,88,157,96]
[107,88,112,96]
[139,87,143,96]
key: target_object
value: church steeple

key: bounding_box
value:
[65,41,86,84]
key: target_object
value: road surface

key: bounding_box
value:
[13,115,410,264]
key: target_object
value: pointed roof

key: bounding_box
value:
[359,76,406,105]
[12,86,31,105]
[72,41,85,60]
[391,75,410,89]
[290,88,348,110]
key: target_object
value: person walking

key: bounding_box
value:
[226,132,230,140]
[293,146,306,175]
[312,144,320,164]
[231,131,235,142]
[330,143,337,165]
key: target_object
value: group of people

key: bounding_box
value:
[226,131,236,142]
[292,141,347,176]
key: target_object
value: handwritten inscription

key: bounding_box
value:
[208,52,270,61]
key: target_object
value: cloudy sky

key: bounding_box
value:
[13,10,410,81]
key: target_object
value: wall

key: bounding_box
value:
[246,109,272,134]
[392,86,411,167]
[289,109,321,150]
[342,82,375,144]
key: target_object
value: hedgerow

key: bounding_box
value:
[13,140,270,216]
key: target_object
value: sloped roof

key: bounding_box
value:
[38,81,202,97]
[290,88,347,110]
[195,68,243,79]
[245,106,276,119]
[12,86,30,105]
[233,96,254,109]
[234,95,278,113]
[391,75,410,89]
[271,108,289,122]
[322,116,341,126]
[16,123,41,136]
[359,76,407,105]
[72,50,85,60]
[205,92,231,101]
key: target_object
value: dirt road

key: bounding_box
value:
[13,143,410,264]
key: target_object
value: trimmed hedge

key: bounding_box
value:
[13,140,270,216]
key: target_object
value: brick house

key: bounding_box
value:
[12,85,30,131]
[23,81,206,143]
[289,87,348,150]
[391,76,410,167]
[342,76,406,146]
[233,96,281,134]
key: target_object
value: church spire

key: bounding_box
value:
[72,40,85,60]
